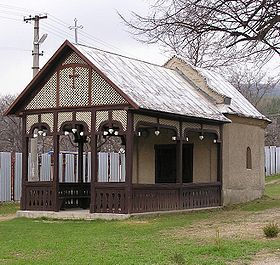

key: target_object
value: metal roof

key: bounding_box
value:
[195,67,268,121]
[75,44,230,122]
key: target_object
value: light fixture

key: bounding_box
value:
[103,131,109,136]
[109,128,114,134]
[199,135,204,140]
[114,131,119,136]
[33,133,38,138]
[80,131,84,136]
[38,130,43,135]
[213,139,217,144]
[42,132,47,137]
[72,128,77,133]
[171,136,177,141]
[137,131,141,137]
[154,130,160,136]
[119,147,125,154]
[185,137,189,142]
[64,131,70,136]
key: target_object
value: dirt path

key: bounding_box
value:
[0,214,16,222]
[163,208,280,264]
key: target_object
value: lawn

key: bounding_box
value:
[0,176,279,265]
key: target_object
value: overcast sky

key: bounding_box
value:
[0,0,170,96]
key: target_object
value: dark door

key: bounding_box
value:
[155,144,193,183]
[155,145,177,183]
[182,144,193,183]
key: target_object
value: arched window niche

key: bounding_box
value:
[246,146,252,169]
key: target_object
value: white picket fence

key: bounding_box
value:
[0,151,125,202]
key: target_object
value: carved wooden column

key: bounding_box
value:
[21,115,28,210]
[176,121,183,209]
[53,111,60,212]
[90,109,97,213]
[125,111,134,214]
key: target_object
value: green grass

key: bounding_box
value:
[0,175,279,264]
[0,202,19,216]
[265,174,280,199]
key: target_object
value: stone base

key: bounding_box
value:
[17,210,130,220]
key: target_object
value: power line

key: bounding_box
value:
[0,3,145,59]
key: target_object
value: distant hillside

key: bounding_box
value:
[268,84,280,96]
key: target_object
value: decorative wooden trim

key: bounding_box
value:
[23,104,131,115]
[88,67,92,106]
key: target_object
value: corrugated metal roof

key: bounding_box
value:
[74,43,267,123]
[195,67,268,121]
[75,44,229,122]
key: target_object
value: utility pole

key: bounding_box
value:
[69,18,83,44]
[24,14,47,182]
[24,14,47,77]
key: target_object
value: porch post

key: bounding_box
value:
[217,124,223,206]
[176,121,183,209]
[125,111,134,214]
[53,112,60,212]
[90,109,97,213]
[20,115,28,210]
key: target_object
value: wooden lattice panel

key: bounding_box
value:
[26,114,39,133]
[92,70,127,105]
[26,72,57,110]
[62,52,87,65]
[112,110,127,131]
[57,112,73,131]
[204,124,220,133]
[76,111,91,130]
[59,66,89,107]
[159,118,180,132]
[96,111,108,131]
[41,113,54,132]
[133,114,157,130]
[182,122,200,133]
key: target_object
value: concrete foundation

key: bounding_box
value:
[17,210,130,220]
[16,206,222,220]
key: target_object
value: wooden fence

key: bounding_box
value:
[264,146,280,176]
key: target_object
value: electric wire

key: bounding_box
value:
[0,3,152,59]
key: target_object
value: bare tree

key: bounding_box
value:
[228,65,280,108]
[121,0,280,68]
[0,95,22,152]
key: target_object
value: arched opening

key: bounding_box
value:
[58,122,91,209]
[97,123,126,182]
[246,146,252,169]
[28,124,53,182]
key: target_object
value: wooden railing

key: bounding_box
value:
[25,182,54,211]
[94,183,126,214]
[58,183,90,209]
[132,182,221,213]
[132,184,180,213]
[182,183,221,209]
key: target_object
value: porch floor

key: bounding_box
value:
[17,206,222,220]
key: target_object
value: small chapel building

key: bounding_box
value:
[6,40,269,214]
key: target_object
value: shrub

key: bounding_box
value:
[263,223,279,238]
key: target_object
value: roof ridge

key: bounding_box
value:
[74,42,164,68]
